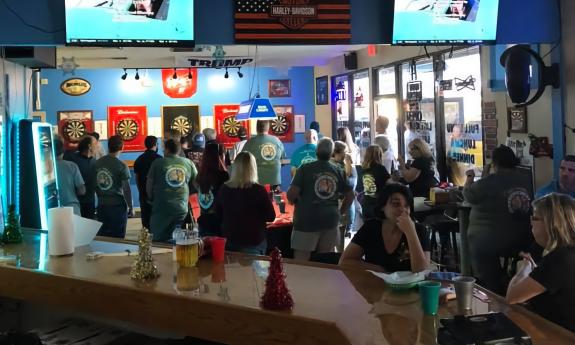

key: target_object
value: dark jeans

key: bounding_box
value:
[80,202,96,219]
[226,240,267,256]
[97,204,128,239]
[139,198,152,230]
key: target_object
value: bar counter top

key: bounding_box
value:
[0,233,574,345]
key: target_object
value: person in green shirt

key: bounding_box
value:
[287,137,355,261]
[94,135,133,238]
[147,138,197,242]
[242,120,285,189]
[290,129,318,177]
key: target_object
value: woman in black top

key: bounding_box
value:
[339,183,430,272]
[361,145,391,220]
[196,143,229,237]
[506,193,575,332]
[398,138,437,198]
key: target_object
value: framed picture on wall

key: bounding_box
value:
[268,79,291,98]
[161,105,200,138]
[508,106,528,133]
[315,76,328,105]
[57,110,94,150]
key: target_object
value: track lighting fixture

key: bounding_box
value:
[224,68,229,79]
[237,67,243,78]
[188,68,193,80]
[172,68,178,80]
[121,68,128,80]
[135,69,140,80]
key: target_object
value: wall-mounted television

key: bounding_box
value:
[392,0,499,45]
[65,0,194,47]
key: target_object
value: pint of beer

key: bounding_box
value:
[176,238,199,267]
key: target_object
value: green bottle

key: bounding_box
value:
[2,204,23,244]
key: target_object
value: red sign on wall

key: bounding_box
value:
[57,110,94,150]
[107,106,148,152]
[214,104,251,149]
[272,105,295,142]
[162,68,198,98]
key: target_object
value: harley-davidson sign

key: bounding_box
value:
[60,78,91,96]
[234,0,350,44]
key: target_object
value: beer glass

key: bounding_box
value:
[174,228,199,267]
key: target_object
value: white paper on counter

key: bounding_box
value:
[73,215,102,247]
[48,207,75,256]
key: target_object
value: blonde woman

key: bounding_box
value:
[215,152,275,255]
[333,141,358,236]
[337,127,361,164]
[506,193,575,332]
[398,138,437,198]
[361,145,391,220]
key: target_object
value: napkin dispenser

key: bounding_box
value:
[430,188,450,204]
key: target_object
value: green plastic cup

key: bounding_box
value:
[419,281,441,315]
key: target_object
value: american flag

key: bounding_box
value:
[234,0,351,44]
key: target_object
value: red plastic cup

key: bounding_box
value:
[211,237,227,263]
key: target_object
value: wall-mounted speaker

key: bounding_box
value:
[344,52,357,70]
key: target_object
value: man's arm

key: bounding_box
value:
[287,185,300,205]
[122,180,134,216]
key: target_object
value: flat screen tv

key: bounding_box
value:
[392,0,499,45]
[65,0,194,47]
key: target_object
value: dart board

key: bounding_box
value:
[222,115,242,138]
[170,115,192,136]
[63,120,87,142]
[271,115,289,135]
[116,118,139,141]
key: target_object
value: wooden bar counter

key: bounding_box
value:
[0,233,574,345]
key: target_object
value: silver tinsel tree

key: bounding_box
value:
[130,228,159,281]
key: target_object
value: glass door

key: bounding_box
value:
[374,66,400,159]
[352,70,370,160]
[401,59,437,163]
[441,47,483,186]
[332,74,350,135]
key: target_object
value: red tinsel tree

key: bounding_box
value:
[261,247,294,310]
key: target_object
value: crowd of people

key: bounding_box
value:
[52,116,575,332]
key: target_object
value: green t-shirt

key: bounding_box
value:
[291,160,352,232]
[95,155,131,206]
[242,134,285,185]
[147,155,197,215]
[290,143,317,169]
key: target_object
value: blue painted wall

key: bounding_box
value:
[0,0,559,45]
[40,66,316,206]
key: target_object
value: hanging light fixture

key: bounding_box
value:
[172,68,178,80]
[187,68,193,80]
[224,67,229,79]
[121,68,128,80]
[134,69,140,80]
[237,67,243,78]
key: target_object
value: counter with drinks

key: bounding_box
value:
[0,232,574,345]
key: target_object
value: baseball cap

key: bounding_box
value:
[192,133,206,148]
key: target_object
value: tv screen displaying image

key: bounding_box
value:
[65,0,194,47]
[392,0,499,44]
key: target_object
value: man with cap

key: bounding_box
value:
[290,129,318,177]
[231,126,248,161]
[535,155,575,198]
[134,136,162,229]
[310,121,324,139]
[184,132,206,169]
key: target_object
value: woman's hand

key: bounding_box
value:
[344,154,353,166]
[396,211,416,236]
[398,155,405,169]
[519,252,537,269]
